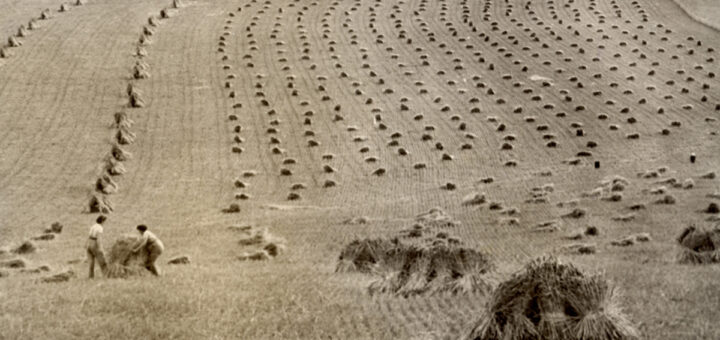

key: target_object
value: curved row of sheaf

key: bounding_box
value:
[0,1,86,60]
[88,0,186,215]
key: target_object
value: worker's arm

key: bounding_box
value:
[131,234,148,253]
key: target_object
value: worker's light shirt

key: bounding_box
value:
[89,224,103,239]
[133,231,164,252]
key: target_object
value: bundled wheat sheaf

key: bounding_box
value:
[677,225,720,264]
[466,257,638,340]
[105,235,149,278]
[237,229,286,261]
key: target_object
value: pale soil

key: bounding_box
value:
[1,0,719,339]
[673,0,720,30]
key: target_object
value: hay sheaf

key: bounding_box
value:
[13,241,37,254]
[369,245,494,297]
[116,128,135,145]
[413,207,461,231]
[88,194,113,213]
[40,270,74,283]
[167,255,190,265]
[462,192,487,206]
[105,235,149,278]
[677,225,720,264]
[105,158,126,176]
[583,176,630,200]
[336,238,400,273]
[237,229,286,261]
[44,222,63,234]
[113,111,134,129]
[337,238,493,297]
[466,257,638,340]
[0,258,27,269]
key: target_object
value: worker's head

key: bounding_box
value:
[96,215,107,224]
[137,225,148,233]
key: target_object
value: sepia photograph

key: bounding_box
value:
[0,0,718,338]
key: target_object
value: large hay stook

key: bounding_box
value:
[677,225,720,264]
[337,237,493,297]
[105,235,149,278]
[466,257,638,340]
[336,208,491,296]
[369,244,494,297]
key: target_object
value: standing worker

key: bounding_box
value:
[87,215,108,278]
[131,225,164,276]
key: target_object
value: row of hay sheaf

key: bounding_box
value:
[91,1,187,279]
[87,1,182,215]
[1,1,191,283]
[1,4,86,60]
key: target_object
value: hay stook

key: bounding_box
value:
[8,36,22,47]
[12,241,37,254]
[237,229,286,261]
[337,208,487,296]
[132,63,150,80]
[129,90,145,108]
[96,174,118,194]
[111,144,131,161]
[465,257,639,340]
[135,46,147,57]
[138,34,151,46]
[17,25,27,38]
[116,127,135,145]
[337,237,493,297]
[677,225,720,264]
[105,235,150,278]
[105,158,126,176]
[113,111,133,127]
[88,194,113,213]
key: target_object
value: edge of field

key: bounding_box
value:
[671,0,720,31]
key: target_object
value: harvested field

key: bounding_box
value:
[1,0,719,338]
